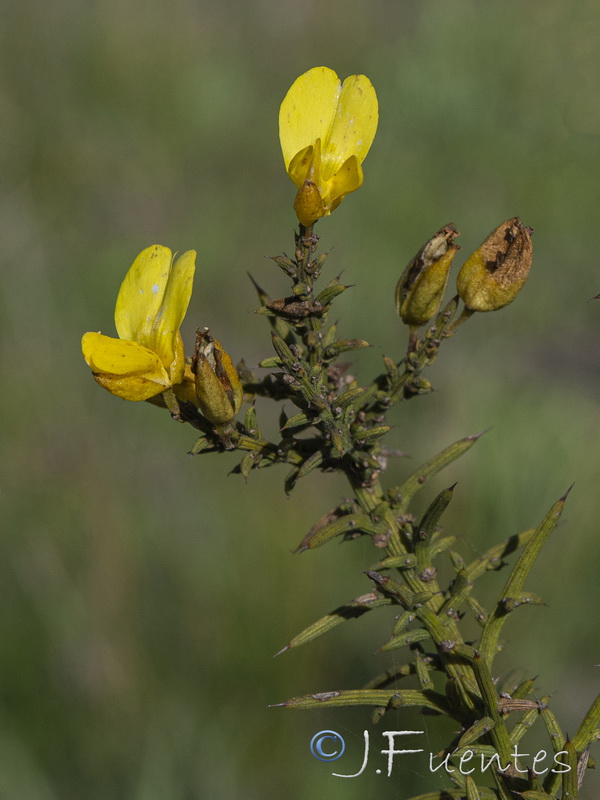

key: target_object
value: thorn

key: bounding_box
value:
[467,427,492,441]
[267,702,287,708]
[560,483,575,502]
[273,644,290,658]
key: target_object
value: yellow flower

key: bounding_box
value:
[82,245,196,401]
[279,66,378,227]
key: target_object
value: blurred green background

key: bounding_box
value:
[1,0,599,796]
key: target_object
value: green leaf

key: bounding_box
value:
[509,706,543,746]
[281,411,315,430]
[401,789,499,800]
[572,692,600,753]
[430,534,456,557]
[415,651,434,691]
[189,434,212,455]
[353,425,392,444]
[465,775,481,800]
[415,485,455,572]
[541,706,566,797]
[274,592,391,655]
[392,433,483,513]
[465,528,536,583]
[296,449,324,479]
[258,355,283,369]
[379,628,430,652]
[272,688,454,716]
[370,553,417,571]
[478,492,568,666]
[456,717,495,748]
[315,281,351,307]
[296,513,382,552]
[324,338,370,357]
[561,740,579,799]
[363,662,420,690]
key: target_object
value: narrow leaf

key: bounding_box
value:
[380,628,430,652]
[401,790,498,800]
[465,775,481,800]
[561,739,579,799]
[509,706,543,746]
[296,513,380,552]
[370,553,417,571]
[572,692,600,753]
[353,425,392,444]
[466,528,536,582]
[274,592,391,655]
[478,493,568,666]
[415,485,456,572]
[281,411,314,430]
[324,338,371,356]
[272,688,453,716]
[393,433,483,513]
[457,717,495,749]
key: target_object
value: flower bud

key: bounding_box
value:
[395,224,460,326]
[191,330,243,426]
[294,179,326,228]
[456,217,533,312]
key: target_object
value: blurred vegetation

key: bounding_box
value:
[1,0,599,797]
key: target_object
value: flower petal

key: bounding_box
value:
[320,74,378,181]
[152,249,196,371]
[279,66,341,171]
[82,331,169,378]
[114,245,174,346]
[82,332,171,401]
[322,155,363,211]
[287,144,315,188]
[114,246,196,370]
[91,371,171,401]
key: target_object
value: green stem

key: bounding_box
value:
[345,467,478,712]
[295,224,324,367]
[444,305,474,337]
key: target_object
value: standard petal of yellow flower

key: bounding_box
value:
[320,74,378,181]
[279,67,340,172]
[114,245,196,374]
[152,250,195,377]
[82,332,171,401]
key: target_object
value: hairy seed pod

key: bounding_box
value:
[457,217,533,312]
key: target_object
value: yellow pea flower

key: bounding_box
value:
[279,66,378,227]
[82,245,196,401]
